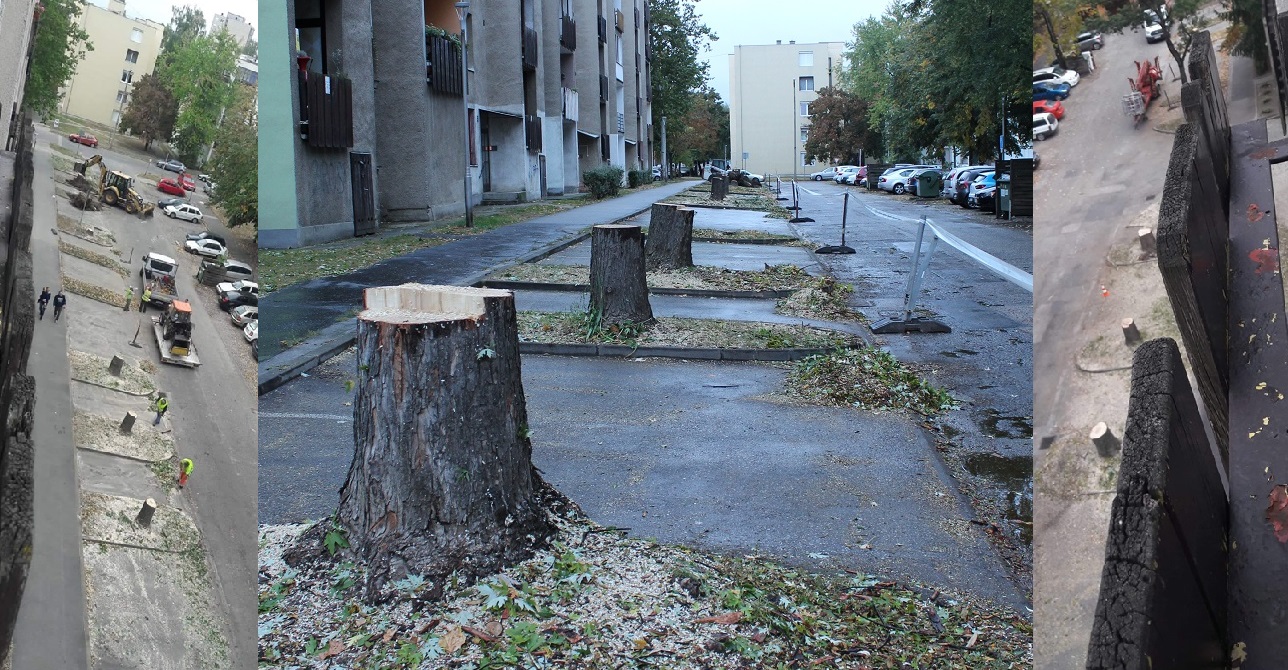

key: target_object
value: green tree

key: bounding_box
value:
[118,73,177,150]
[240,38,258,59]
[648,0,718,146]
[669,88,728,166]
[206,84,256,227]
[158,5,206,69]
[1085,0,1207,83]
[1220,0,1269,74]
[1035,0,1086,69]
[23,0,92,119]
[802,87,879,165]
[159,32,238,164]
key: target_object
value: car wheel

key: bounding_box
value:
[893,184,905,195]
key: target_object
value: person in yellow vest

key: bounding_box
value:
[178,458,193,488]
[152,395,168,425]
[124,286,133,311]
[140,285,152,313]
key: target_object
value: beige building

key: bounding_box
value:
[728,40,845,177]
[212,12,255,47]
[0,0,39,145]
[59,0,163,128]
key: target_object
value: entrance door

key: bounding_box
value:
[350,152,376,236]
[539,154,547,196]
[480,114,492,192]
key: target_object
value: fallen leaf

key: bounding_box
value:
[633,638,648,649]
[318,638,344,660]
[694,611,742,625]
[441,625,466,653]
[966,630,979,648]
[1232,640,1248,662]
[484,620,503,638]
[1267,485,1288,543]
[463,625,496,643]
[1247,204,1267,222]
[382,629,395,643]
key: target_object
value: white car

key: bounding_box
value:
[810,167,839,181]
[1033,66,1079,88]
[833,166,860,183]
[1034,113,1059,140]
[243,320,258,343]
[163,203,203,222]
[230,304,258,326]
[216,279,259,297]
[185,238,226,258]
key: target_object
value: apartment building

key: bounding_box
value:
[212,12,255,48]
[260,0,654,248]
[728,40,845,177]
[0,0,38,148]
[58,0,163,128]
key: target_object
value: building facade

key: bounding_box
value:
[0,0,38,147]
[260,0,654,248]
[58,0,163,128]
[728,40,845,177]
[212,12,255,47]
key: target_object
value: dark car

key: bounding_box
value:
[1033,81,1070,101]
[156,196,187,209]
[953,168,991,206]
[185,231,227,247]
[218,288,258,311]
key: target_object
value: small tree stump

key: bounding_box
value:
[644,203,695,271]
[119,412,136,434]
[136,498,157,526]
[1138,228,1156,257]
[589,225,655,328]
[710,175,729,201]
[108,355,125,376]
[1122,318,1141,344]
[336,284,554,595]
[1091,422,1121,457]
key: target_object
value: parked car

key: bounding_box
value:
[216,279,258,298]
[244,320,258,343]
[185,238,226,258]
[811,167,839,181]
[198,173,212,184]
[231,304,258,327]
[156,196,187,209]
[186,231,227,246]
[156,158,186,173]
[1033,82,1071,101]
[1145,21,1165,42]
[202,258,252,284]
[157,178,185,196]
[163,203,203,222]
[953,168,992,206]
[1034,66,1079,87]
[941,166,990,201]
[878,168,918,194]
[68,132,98,147]
[218,288,258,311]
[179,173,196,191]
[903,167,942,195]
[1075,31,1104,50]
[1033,99,1065,119]
[1034,113,1060,141]
[966,172,997,208]
[833,166,860,183]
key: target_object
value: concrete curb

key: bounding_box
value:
[520,342,830,361]
[691,237,795,245]
[70,377,154,397]
[479,279,795,299]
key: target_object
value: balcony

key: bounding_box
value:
[562,87,579,123]
[615,9,624,32]
[525,114,542,152]
[297,70,354,149]
[522,27,538,71]
[425,32,463,96]
[616,112,625,133]
[560,14,576,53]
[600,75,608,103]
[598,16,606,43]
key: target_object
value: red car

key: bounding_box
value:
[1033,100,1065,120]
[68,132,98,147]
[178,173,196,191]
[157,178,185,196]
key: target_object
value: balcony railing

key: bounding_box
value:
[425,33,463,96]
[297,71,354,148]
[599,75,608,103]
[522,27,538,71]
[562,87,579,123]
[616,112,625,133]
[615,9,624,32]
[560,14,576,53]
[525,114,542,151]
[598,16,607,43]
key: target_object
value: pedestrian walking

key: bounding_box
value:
[37,287,50,320]
[178,458,193,488]
[140,285,151,313]
[52,291,66,322]
[152,395,168,425]
[124,286,133,311]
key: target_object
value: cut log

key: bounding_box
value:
[119,412,136,434]
[589,225,655,327]
[136,498,156,526]
[1122,318,1141,344]
[1138,228,1156,257]
[336,284,554,595]
[710,175,729,201]
[644,203,695,271]
[108,355,124,376]
[1091,422,1120,457]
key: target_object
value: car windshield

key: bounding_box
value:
[149,260,175,273]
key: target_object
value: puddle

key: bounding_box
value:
[938,349,978,359]
[965,452,1034,545]
[979,408,1033,439]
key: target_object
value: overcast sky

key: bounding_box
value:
[696,0,892,101]
[90,0,256,37]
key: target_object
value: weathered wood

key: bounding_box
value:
[1090,422,1120,456]
[1086,339,1228,670]
[336,284,555,594]
[710,175,729,200]
[135,498,156,526]
[108,355,124,376]
[644,203,694,271]
[1121,318,1140,345]
[119,412,135,434]
[589,225,654,327]
[1137,228,1156,257]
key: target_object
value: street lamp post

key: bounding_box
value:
[791,79,797,180]
[455,2,473,228]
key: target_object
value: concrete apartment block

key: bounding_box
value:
[58,0,163,128]
[212,12,255,48]
[0,0,38,144]
[729,40,845,177]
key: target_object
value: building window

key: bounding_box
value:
[121,70,133,83]
[799,76,814,91]
[112,110,122,126]
[798,51,813,67]
[800,127,808,143]
[125,49,139,63]
[800,152,807,166]
[800,102,810,117]
[116,90,128,104]
[130,28,143,43]
[295,0,327,73]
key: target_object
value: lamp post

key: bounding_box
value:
[791,79,797,180]
[455,2,473,228]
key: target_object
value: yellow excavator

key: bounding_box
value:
[74,155,155,217]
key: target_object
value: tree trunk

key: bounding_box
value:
[336,284,554,594]
[589,225,654,327]
[644,203,694,271]
[710,175,729,201]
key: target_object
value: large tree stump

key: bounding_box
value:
[336,284,554,593]
[644,203,695,271]
[589,225,655,327]
[710,174,729,200]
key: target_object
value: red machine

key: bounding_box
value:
[1122,56,1163,125]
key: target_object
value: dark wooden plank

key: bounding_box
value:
[1086,339,1227,670]
[1224,120,1288,669]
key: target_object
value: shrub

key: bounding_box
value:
[627,169,650,188]
[584,165,624,199]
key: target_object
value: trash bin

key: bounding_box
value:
[996,174,1012,218]
[916,172,942,197]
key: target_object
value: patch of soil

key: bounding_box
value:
[69,350,156,395]
[493,264,815,293]
[73,411,174,462]
[518,311,855,350]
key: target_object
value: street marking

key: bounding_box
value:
[800,187,821,196]
[261,412,351,422]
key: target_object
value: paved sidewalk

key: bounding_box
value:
[259,180,696,391]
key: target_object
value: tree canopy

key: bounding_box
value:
[24,0,92,119]
[118,73,177,150]
[802,87,880,166]
[158,31,239,164]
[1084,0,1207,83]
[206,83,257,227]
[648,0,717,148]
[668,88,729,166]
[158,5,206,69]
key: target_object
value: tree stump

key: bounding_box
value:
[710,175,729,201]
[1138,228,1156,257]
[136,498,156,527]
[336,284,554,593]
[119,412,136,434]
[589,225,655,328]
[644,203,695,271]
[108,355,125,376]
[1122,318,1141,344]
[1091,422,1121,457]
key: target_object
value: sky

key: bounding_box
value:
[695,0,892,101]
[88,0,257,38]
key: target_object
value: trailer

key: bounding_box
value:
[1123,56,1163,125]
[152,300,200,367]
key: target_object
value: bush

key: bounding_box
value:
[584,165,624,199]
[627,169,650,188]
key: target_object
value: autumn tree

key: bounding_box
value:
[648,0,718,146]
[23,0,92,119]
[1219,0,1268,73]
[1085,0,1207,83]
[118,73,177,150]
[157,5,206,70]
[802,87,879,165]
[159,31,238,164]
[206,83,256,227]
[1035,0,1086,69]
[668,89,728,166]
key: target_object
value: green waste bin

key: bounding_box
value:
[916,172,943,197]
[997,174,1012,217]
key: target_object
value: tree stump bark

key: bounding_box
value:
[119,412,136,434]
[1122,318,1141,344]
[336,284,555,593]
[135,498,156,526]
[108,355,124,376]
[710,175,729,201]
[589,225,654,328]
[1138,228,1156,257]
[1091,422,1121,457]
[644,203,695,271]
